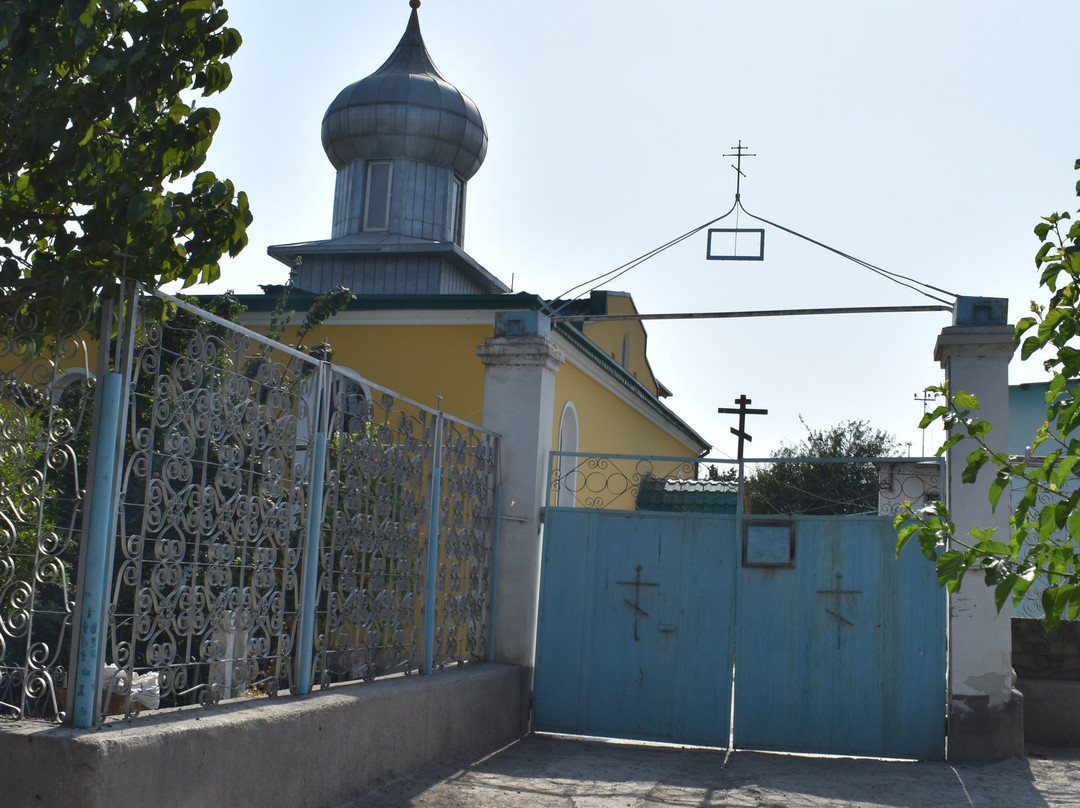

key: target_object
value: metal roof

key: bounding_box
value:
[321,3,487,178]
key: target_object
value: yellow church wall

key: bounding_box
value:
[552,359,700,458]
[550,358,703,510]
[577,293,657,396]
[271,321,492,424]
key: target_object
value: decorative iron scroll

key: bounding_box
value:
[108,306,317,711]
[549,454,699,511]
[0,296,94,721]
[4,290,499,723]
[1011,477,1073,620]
[313,376,431,686]
[875,461,942,518]
[311,372,499,686]
[430,417,497,669]
[550,454,944,519]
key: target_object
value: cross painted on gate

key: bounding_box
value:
[817,572,862,649]
[616,565,659,642]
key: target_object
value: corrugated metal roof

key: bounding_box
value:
[636,475,737,514]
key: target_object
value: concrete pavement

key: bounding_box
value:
[345,733,1080,807]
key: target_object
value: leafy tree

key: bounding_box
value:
[746,418,898,515]
[897,159,1080,626]
[0,0,252,330]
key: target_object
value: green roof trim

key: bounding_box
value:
[213,291,711,453]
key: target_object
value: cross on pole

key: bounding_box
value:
[723,140,756,200]
[718,394,768,461]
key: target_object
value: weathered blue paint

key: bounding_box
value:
[734,516,945,759]
[74,372,124,728]
[297,429,328,695]
[534,509,945,758]
[487,485,502,662]
[533,509,737,746]
[422,465,442,675]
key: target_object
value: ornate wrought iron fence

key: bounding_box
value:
[548,452,943,518]
[1,289,499,724]
[109,300,319,708]
[312,371,498,685]
[0,295,95,720]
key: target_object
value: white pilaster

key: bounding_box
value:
[477,334,564,668]
[935,323,1024,759]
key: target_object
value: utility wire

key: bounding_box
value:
[545,200,738,317]
[737,200,957,305]
[544,196,957,314]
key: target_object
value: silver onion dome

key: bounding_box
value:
[321,1,488,179]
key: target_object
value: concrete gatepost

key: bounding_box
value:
[476,312,564,683]
[935,296,1024,760]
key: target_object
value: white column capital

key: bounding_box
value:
[934,325,1015,366]
[477,336,565,373]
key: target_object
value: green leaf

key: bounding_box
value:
[994,575,1018,612]
[954,391,980,410]
[937,549,966,589]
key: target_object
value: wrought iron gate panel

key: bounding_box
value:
[533,509,736,746]
[733,516,946,759]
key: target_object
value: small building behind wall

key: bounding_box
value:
[1008,380,1080,746]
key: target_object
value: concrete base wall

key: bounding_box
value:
[1016,678,1080,747]
[2,664,526,808]
[947,688,1025,761]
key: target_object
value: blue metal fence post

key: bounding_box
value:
[487,484,502,662]
[72,371,125,728]
[297,365,329,695]
[422,412,444,675]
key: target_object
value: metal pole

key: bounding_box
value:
[487,484,503,662]
[550,304,951,324]
[422,412,444,675]
[297,365,328,695]
[72,371,124,728]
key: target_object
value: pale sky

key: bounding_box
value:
[193,0,1078,459]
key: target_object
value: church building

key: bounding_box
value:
[236,1,710,474]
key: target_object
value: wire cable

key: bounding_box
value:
[546,200,739,316]
[737,200,957,305]
[544,196,958,314]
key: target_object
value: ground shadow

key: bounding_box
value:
[348,734,1070,808]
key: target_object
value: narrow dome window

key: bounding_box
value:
[363,161,392,231]
[447,175,464,244]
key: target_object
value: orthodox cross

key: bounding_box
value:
[816,572,862,649]
[718,395,768,461]
[616,565,659,641]
[724,140,756,201]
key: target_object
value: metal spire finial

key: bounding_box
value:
[410,0,420,8]
[723,140,756,201]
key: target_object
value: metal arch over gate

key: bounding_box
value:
[533,497,946,759]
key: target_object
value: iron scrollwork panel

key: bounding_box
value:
[0,300,94,721]
[313,376,431,686]
[108,309,315,714]
[431,420,497,669]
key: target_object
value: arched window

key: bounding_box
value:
[556,401,579,508]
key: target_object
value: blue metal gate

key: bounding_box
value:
[533,508,945,759]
